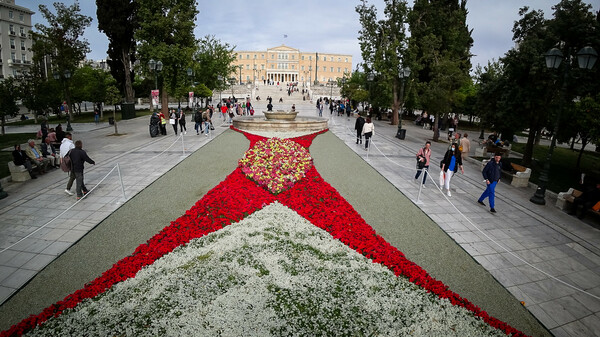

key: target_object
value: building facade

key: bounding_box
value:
[0,0,34,80]
[233,44,352,86]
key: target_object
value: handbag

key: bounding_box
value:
[439,170,445,187]
[169,118,175,125]
[416,155,425,169]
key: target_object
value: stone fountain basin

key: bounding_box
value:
[263,110,299,121]
[233,114,328,133]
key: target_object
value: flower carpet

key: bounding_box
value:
[1,128,527,336]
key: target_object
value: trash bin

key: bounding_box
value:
[121,102,136,120]
[396,128,406,140]
[108,117,114,125]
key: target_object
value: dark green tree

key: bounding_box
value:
[34,1,92,122]
[96,0,137,103]
[0,77,21,135]
[356,0,410,126]
[408,0,473,141]
[135,0,198,114]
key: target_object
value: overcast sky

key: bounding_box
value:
[29,0,599,73]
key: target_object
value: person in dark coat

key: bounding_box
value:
[12,144,37,179]
[69,140,95,199]
[478,152,502,213]
[354,114,365,144]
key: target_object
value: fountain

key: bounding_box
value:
[233,110,328,133]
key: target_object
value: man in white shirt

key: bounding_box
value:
[60,132,76,196]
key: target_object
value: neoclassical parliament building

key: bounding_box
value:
[232,45,353,86]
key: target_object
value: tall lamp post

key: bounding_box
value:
[53,69,73,131]
[238,65,243,85]
[396,65,411,140]
[187,67,195,110]
[530,45,597,205]
[148,59,163,112]
[367,72,375,114]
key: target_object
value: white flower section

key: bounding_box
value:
[26,202,506,337]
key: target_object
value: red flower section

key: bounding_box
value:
[2,128,526,337]
[1,169,276,337]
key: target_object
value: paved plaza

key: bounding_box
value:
[0,85,599,336]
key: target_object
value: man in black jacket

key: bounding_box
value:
[354,114,365,144]
[12,144,37,179]
[478,152,502,213]
[70,140,95,200]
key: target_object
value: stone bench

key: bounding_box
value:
[556,188,600,218]
[475,144,511,158]
[481,160,531,187]
[8,162,31,182]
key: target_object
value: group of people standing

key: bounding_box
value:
[410,128,499,212]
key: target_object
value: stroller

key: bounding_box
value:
[149,113,160,137]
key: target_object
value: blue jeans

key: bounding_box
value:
[204,121,211,134]
[478,181,497,208]
[415,165,429,184]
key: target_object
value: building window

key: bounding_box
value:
[301,55,304,60]
[309,56,312,61]
[330,67,334,72]
[330,57,333,61]
[246,75,250,81]
[291,55,294,60]
[271,54,274,59]
[9,11,13,19]
[261,54,264,59]
[246,54,250,59]
[271,64,274,69]
[291,65,294,69]
[345,68,348,72]
[10,39,15,49]
[301,66,304,71]
[261,65,265,70]
[9,25,15,34]
[11,52,16,61]
[21,54,26,62]
[323,56,326,61]
[239,55,242,59]
[338,57,341,62]
[346,58,348,62]
[338,67,341,73]
[20,40,25,50]
[19,13,24,21]
[246,64,249,70]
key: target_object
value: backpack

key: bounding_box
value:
[60,149,72,172]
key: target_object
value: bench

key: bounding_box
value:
[8,162,31,182]
[476,144,511,158]
[556,188,600,218]
[481,160,531,187]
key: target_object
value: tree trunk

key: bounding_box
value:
[113,107,118,134]
[432,112,440,142]
[522,127,537,167]
[391,80,399,126]
[121,48,134,103]
[161,85,169,114]
[576,138,587,170]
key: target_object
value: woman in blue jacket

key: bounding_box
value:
[440,144,464,196]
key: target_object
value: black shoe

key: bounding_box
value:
[478,200,486,206]
[490,208,496,213]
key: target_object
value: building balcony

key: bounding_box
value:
[9,31,16,36]
[20,33,27,38]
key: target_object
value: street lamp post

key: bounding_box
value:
[53,69,73,131]
[530,46,597,205]
[187,67,194,110]
[148,59,163,112]
[238,65,243,85]
[367,72,375,114]
[396,65,411,140]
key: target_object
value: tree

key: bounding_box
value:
[105,85,122,135]
[0,77,20,135]
[97,0,137,103]
[408,0,473,141]
[192,35,238,94]
[135,0,198,114]
[34,1,92,122]
[356,0,410,126]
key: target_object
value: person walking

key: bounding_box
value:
[440,144,464,196]
[60,132,76,195]
[478,152,503,213]
[460,133,471,160]
[194,109,203,135]
[170,109,179,135]
[361,117,374,150]
[355,114,365,144]
[415,141,432,186]
[179,109,187,134]
[70,140,95,200]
